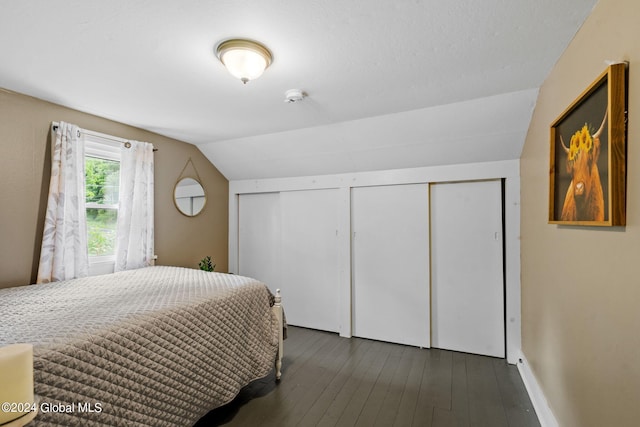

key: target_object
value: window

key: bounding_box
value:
[84,136,121,264]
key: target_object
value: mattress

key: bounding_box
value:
[0,266,280,426]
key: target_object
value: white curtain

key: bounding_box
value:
[37,122,89,283]
[114,140,154,271]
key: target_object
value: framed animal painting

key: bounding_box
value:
[549,63,627,226]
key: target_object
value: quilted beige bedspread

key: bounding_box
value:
[0,266,279,426]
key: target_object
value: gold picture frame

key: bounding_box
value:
[549,63,627,226]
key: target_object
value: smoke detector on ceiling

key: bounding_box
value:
[284,89,306,103]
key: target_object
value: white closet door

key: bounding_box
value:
[430,180,505,358]
[280,189,341,332]
[238,193,281,292]
[351,184,430,348]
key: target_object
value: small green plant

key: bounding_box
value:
[198,256,216,272]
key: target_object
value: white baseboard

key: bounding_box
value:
[517,352,559,427]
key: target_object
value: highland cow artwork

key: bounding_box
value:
[549,63,627,226]
[558,109,607,221]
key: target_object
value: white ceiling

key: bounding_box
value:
[0,0,597,180]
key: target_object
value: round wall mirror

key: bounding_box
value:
[174,177,206,217]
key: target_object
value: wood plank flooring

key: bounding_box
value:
[195,326,539,427]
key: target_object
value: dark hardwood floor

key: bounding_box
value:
[196,326,539,427]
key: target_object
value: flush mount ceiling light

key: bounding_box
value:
[215,39,272,84]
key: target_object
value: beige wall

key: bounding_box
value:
[0,89,228,288]
[520,0,640,426]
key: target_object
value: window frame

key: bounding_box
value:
[84,135,121,274]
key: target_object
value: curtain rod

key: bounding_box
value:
[52,123,158,152]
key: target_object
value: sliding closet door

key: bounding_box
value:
[430,180,505,358]
[238,190,342,333]
[352,184,430,348]
[280,189,341,332]
[238,193,281,291]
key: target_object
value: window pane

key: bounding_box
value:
[86,157,120,205]
[87,208,117,256]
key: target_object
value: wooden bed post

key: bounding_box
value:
[273,289,283,381]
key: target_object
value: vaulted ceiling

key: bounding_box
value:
[0,0,597,180]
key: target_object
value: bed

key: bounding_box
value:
[0,266,284,426]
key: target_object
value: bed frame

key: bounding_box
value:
[273,288,284,380]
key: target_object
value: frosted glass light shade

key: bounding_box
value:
[216,39,272,84]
